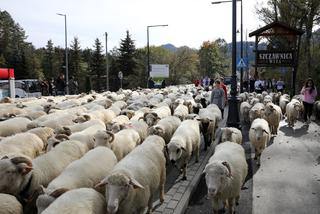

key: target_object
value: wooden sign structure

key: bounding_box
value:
[249,21,304,96]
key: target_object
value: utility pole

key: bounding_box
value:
[105,32,109,91]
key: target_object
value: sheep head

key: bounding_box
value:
[221,128,233,143]
[203,160,232,199]
[36,187,69,213]
[143,112,160,127]
[95,173,144,214]
[0,156,33,195]
[167,140,186,166]
[93,130,115,148]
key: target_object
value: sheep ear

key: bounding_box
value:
[95,178,108,188]
[17,163,33,175]
[52,141,61,148]
[38,185,45,195]
[263,129,269,134]
[49,188,69,198]
[84,114,91,121]
[151,112,158,118]
[181,147,187,152]
[222,161,232,178]
[129,178,144,189]
[1,155,9,160]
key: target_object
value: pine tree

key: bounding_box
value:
[42,40,55,78]
[118,30,137,78]
[69,37,83,79]
[91,38,105,91]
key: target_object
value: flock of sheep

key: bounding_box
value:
[0,85,319,214]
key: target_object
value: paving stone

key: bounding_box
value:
[180,180,190,187]
[166,188,177,196]
[167,200,179,209]
[164,195,172,203]
[172,192,183,201]
[177,186,187,193]
[163,208,174,214]
[155,203,167,212]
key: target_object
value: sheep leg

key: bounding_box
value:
[182,163,187,180]
[212,198,219,214]
[227,198,235,214]
[195,146,199,163]
[159,166,166,203]
[146,194,153,214]
[236,195,240,206]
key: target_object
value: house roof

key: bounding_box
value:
[249,21,304,37]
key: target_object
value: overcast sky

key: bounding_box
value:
[1,0,266,50]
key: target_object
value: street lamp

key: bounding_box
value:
[147,24,168,88]
[212,0,240,128]
[57,13,69,95]
[212,0,243,93]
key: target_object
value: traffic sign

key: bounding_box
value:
[237,58,247,68]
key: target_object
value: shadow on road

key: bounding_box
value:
[279,123,309,137]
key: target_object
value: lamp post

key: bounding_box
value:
[212,0,243,93]
[212,0,240,128]
[105,32,109,91]
[146,24,168,87]
[57,13,69,95]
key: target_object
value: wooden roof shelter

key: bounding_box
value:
[249,21,304,96]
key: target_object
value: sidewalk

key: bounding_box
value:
[152,116,227,214]
[253,120,320,214]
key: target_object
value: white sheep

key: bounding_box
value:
[173,104,189,121]
[0,133,44,159]
[73,109,116,124]
[47,124,106,151]
[220,127,243,144]
[55,119,105,135]
[279,94,290,114]
[27,114,77,130]
[0,140,87,202]
[204,141,248,214]
[147,116,181,144]
[197,106,220,151]
[41,188,107,214]
[95,135,166,214]
[93,129,140,161]
[264,102,282,134]
[249,103,265,124]
[240,101,252,124]
[249,118,271,165]
[286,99,303,127]
[167,120,201,180]
[0,117,31,137]
[0,193,23,214]
[27,127,55,148]
[36,147,117,213]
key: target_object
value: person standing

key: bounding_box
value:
[56,73,66,95]
[148,77,155,89]
[301,78,317,123]
[254,77,263,93]
[219,77,228,106]
[211,80,225,119]
[276,77,285,93]
[202,76,211,91]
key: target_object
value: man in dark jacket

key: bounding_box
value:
[56,73,66,95]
